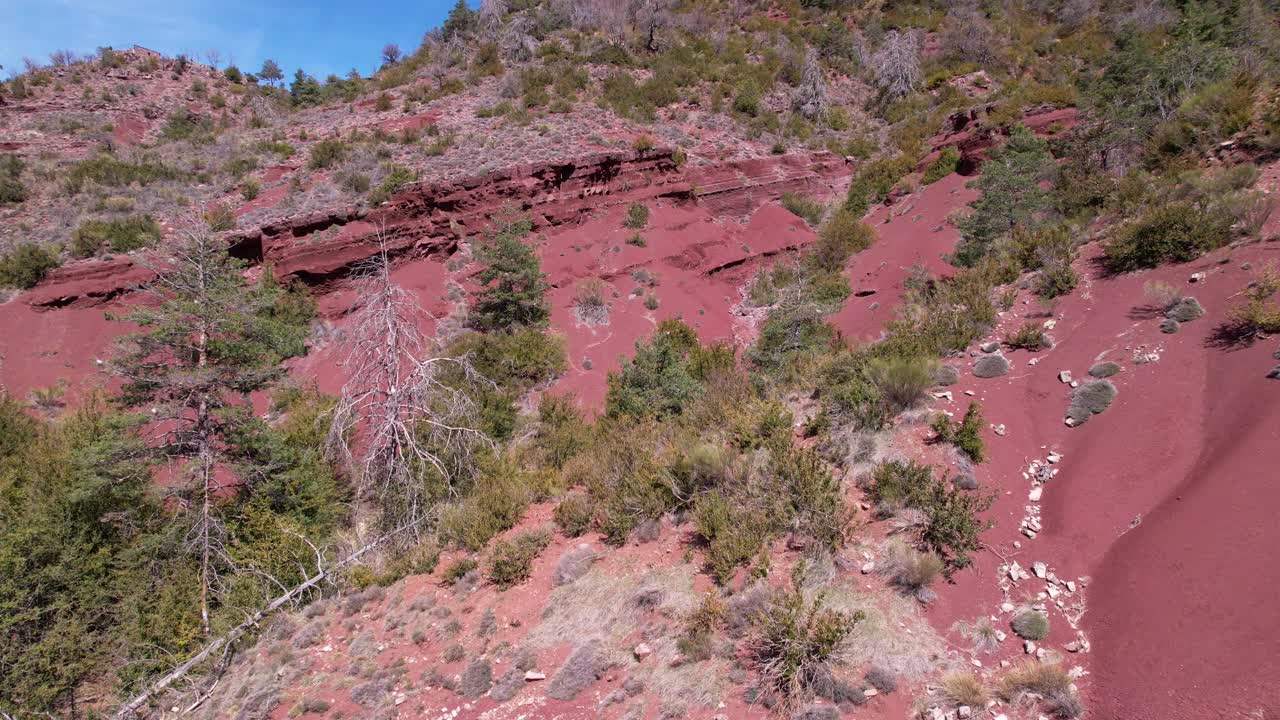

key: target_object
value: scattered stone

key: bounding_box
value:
[993,423,1006,436]
[974,354,1011,378]
[1189,272,1206,283]
[1028,487,1043,502]
[1267,366,1280,380]
[1043,319,1057,330]
[933,391,954,401]
[1025,640,1037,654]
[980,341,1000,353]
[633,643,652,661]
[1001,602,1015,613]
[1047,451,1061,463]
[958,706,973,719]
[525,671,546,681]
[964,390,976,396]
[1160,318,1180,334]
[1066,581,1077,593]
[863,687,879,697]
[1032,562,1047,579]
[1058,370,1073,384]
[861,561,875,574]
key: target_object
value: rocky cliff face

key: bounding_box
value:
[23,148,845,308]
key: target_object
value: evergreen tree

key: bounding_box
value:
[443,0,476,39]
[952,126,1055,266]
[469,219,550,331]
[108,224,311,636]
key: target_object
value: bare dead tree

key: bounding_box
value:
[632,0,676,52]
[478,0,508,40]
[114,521,418,719]
[793,49,829,121]
[327,235,490,538]
[870,29,922,102]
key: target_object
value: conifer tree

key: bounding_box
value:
[108,222,310,635]
[469,219,550,331]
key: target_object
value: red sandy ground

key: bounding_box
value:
[5,155,1280,718]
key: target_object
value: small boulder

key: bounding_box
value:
[1160,318,1180,334]
[633,643,652,661]
[525,670,547,681]
[1267,366,1280,380]
[1058,370,1073,384]
[1189,272,1206,283]
[1032,561,1047,579]
[980,341,1001,353]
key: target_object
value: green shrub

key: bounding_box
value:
[438,460,531,551]
[0,155,26,204]
[844,154,914,217]
[486,528,552,589]
[880,541,944,594]
[442,557,477,585]
[1226,265,1280,337]
[0,244,60,288]
[535,394,590,469]
[866,459,933,509]
[240,177,261,201]
[750,570,864,709]
[161,108,213,141]
[70,215,162,257]
[867,458,991,570]
[1103,201,1233,272]
[865,355,934,415]
[605,319,731,419]
[1003,322,1050,351]
[930,402,986,463]
[1010,610,1049,640]
[369,163,414,204]
[64,153,183,193]
[553,493,594,537]
[449,327,564,393]
[623,202,649,229]
[811,208,874,271]
[204,204,236,231]
[307,138,349,169]
[922,146,961,184]
[781,192,825,226]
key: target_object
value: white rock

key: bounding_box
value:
[394,694,407,706]
[322,645,333,652]
[864,687,879,697]
[861,561,875,574]
[1032,561,1048,579]
[958,706,973,719]
[933,391,953,400]
[1064,641,1082,653]
[1028,487,1043,502]
[1047,585,1061,599]
[1070,380,1080,388]
[1008,562,1023,581]
[1028,357,1039,366]
[1022,528,1037,539]
[1058,370,1073,384]
[1000,602,1015,613]
[1043,319,1057,330]
[1190,272,1206,283]
[634,643,652,660]
[1025,640,1037,654]
[993,423,1006,436]
[964,390,976,396]
[971,658,982,667]
[995,630,1007,642]
[1066,581,1077,593]
[1046,452,1061,463]
[524,670,546,681]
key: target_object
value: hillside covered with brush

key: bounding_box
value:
[2,1,1280,719]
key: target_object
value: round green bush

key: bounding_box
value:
[1011,610,1050,640]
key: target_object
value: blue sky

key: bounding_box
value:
[1,0,467,80]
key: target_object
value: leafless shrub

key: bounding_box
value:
[793,50,829,121]
[869,30,921,101]
[460,658,493,697]
[292,620,326,649]
[572,279,610,326]
[546,639,612,700]
[940,6,1003,68]
[553,545,599,586]
[953,615,1000,653]
[349,678,390,706]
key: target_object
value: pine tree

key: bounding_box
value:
[258,58,283,85]
[952,126,1055,267]
[108,223,310,636]
[469,219,550,331]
